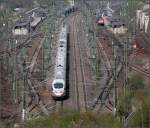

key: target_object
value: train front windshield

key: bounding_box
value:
[54,83,63,89]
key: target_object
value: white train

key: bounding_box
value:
[52,25,68,98]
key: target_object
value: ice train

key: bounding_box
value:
[51,24,68,98]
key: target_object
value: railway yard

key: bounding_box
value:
[0,0,150,128]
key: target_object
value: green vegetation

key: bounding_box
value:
[117,75,150,127]
[127,82,150,127]
[129,75,145,94]
[128,75,150,127]
[117,90,132,118]
[24,110,122,128]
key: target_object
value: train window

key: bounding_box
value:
[57,65,63,67]
[60,41,64,44]
[60,44,64,47]
[54,83,63,89]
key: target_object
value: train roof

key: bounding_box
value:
[55,45,66,79]
[59,26,67,39]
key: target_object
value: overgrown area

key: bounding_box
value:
[24,110,122,128]
[128,75,150,127]
[24,73,150,128]
[117,75,150,127]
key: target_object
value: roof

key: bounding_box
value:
[15,17,31,27]
[104,16,125,27]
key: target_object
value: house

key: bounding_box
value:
[12,17,31,35]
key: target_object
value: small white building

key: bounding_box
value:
[109,25,127,34]
[136,4,150,33]
[12,7,47,35]
[108,17,127,34]
[12,18,30,35]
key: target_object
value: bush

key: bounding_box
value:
[129,75,144,91]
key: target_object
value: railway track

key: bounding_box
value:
[96,38,112,75]
[92,62,122,112]
[55,101,63,113]
[135,32,150,55]
[141,33,150,45]
[130,63,150,77]
[91,26,123,112]
[0,20,44,56]
[0,33,44,56]
[0,24,45,119]
[32,16,70,116]
[1,7,74,121]
[26,36,49,116]
[130,33,150,77]
[25,16,68,116]
[72,14,87,112]
[91,40,110,111]
[92,31,150,112]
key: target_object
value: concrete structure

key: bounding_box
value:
[144,14,149,33]
[140,11,145,29]
[136,10,142,27]
[136,4,150,33]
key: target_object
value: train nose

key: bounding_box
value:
[55,92,63,96]
[52,90,65,97]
